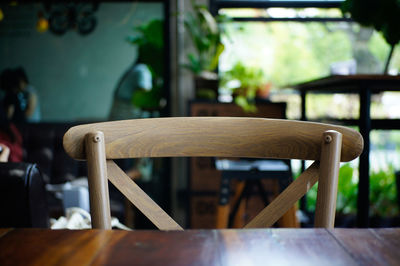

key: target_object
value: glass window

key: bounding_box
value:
[216,3,400,221]
[219,8,399,87]
[218,8,400,119]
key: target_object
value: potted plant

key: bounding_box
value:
[184,0,227,99]
[221,62,270,112]
[341,0,400,73]
[127,19,164,110]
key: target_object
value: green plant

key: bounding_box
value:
[341,0,400,73]
[127,19,164,110]
[336,163,358,215]
[306,162,399,218]
[184,0,226,75]
[221,62,267,112]
[306,163,357,214]
[370,164,399,217]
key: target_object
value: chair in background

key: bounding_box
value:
[189,101,295,229]
[63,117,363,230]
[215,158,295,228]
[0,162,49,228]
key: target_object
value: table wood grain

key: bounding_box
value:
[0,228,398,266]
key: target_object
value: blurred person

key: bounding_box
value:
[0,68,25,122]
[0,105,23,162]
[0,67,40,123]
[15,67,41,122]
[108,55,152,120]
[108,55,154,182]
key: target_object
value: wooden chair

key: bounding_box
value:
[63,117,363,230]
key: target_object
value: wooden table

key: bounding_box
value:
[0,228,399,265]
[294,74,400,228]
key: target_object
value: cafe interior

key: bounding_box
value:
[0,0,400,264]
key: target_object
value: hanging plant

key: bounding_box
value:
[183,0,226,75]
[341,0,400,73]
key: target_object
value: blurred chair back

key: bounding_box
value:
[0,162,49,228]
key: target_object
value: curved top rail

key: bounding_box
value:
[63,117,363,162]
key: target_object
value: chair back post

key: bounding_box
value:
[85,131,112,229]
[314,130,342,228]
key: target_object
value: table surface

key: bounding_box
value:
[0,228,399,266]
[294,74,400,92]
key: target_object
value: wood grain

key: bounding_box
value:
[244,162,319,228]
[330,228,400,265]
[216,205,230,229]
[314,130,342,228]
[63,117,363,230]
[371,228,400,262]
[63,117,363,162]
[0,228,12,238]
[85,132,112,229]
[3,228,397,265]
[278,205,300,227]
[231,181,246,228]
[92,229,222,266]
[219,229,356,266]
[107,160,183,231]
[0,229,127,266]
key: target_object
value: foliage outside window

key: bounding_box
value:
[341,0,400,73]
[306,162,399,218]
[217,5,400,221]
[219,10,400,90]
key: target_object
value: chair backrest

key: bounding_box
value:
[0,162,49,228]
[63,117,363,230]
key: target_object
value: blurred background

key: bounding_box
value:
[1,0,400,229]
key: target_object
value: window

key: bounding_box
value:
[214,0,400,220]
[215,1,400,119]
